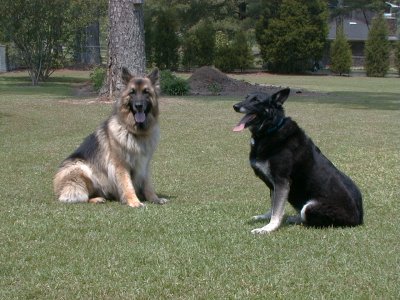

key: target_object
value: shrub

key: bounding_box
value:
[232,31,253,72]
[207,82,222,95]
[214,31,253,72]
[214,44,236,72]
[330,25,352,75]
[182,20,216,69]
[365,14,390,77]
[90,66,106,92]
[160,70,189,96]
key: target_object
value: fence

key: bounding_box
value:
[0,45,6,72]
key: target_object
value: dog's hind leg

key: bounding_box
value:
[252,211,271,221]
[300,200,360,227]
[286,214,303,225]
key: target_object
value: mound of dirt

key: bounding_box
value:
[187,66,308,97]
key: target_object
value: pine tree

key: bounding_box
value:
[152,8,180,70]
[365,13,390,77]
[255,0,327,73]
[330,25,352,75]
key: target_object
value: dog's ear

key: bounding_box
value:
[121,67,133,85]
[147,68,159,86]
[271,88,290,106]
[147,68,160,92]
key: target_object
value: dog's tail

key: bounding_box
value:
[54,162,93,203]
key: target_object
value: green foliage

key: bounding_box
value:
[160,70,189,96]
[182,20,216,69]
[0,0,73,85]
[232,31,253,71]
[330,25,352,75]
[89,66,106,92]
[0,0,107,84]
[256,0,328,73]
[214,44,237,72]
[207,82,222,95]
[214,31,253,72]
[147,8,180,70]
[365,14,390,77]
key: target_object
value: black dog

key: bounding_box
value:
[233,88,363,233]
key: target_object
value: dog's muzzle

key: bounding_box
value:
[130,100,148,124]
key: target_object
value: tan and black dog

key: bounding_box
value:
[54,68,166,208]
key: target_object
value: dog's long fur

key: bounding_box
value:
[54,68,166,207]
[233,88,363,233]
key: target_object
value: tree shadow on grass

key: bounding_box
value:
[291,91,400,111]
[0,75,89,97]
[0,75,87,84]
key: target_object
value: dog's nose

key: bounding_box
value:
[135,103,144,111]
[233,104,240,112]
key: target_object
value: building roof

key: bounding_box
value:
[328,18,370,41]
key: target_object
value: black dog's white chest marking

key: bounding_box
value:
[252,160,273,184]
[250,138,274,186]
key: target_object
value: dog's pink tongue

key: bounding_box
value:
[135,112,146,123]
[233,114,255,132]
[233,123,246,132]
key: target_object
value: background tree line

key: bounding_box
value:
[0,0,398,86]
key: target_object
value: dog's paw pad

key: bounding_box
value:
[89,197,106,204]
[251,228,269,234]
[251,228,266,234]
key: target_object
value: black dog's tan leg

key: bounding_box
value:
[251,180,289,234]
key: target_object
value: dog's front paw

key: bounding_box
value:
[251,224,279,234]
[251,227,271,234]
[127,201,146,208]
[152,197,168,205]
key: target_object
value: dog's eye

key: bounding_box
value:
[143,88,149,94]
[130,89,136,95]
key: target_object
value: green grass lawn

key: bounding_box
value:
[1,70,399,299]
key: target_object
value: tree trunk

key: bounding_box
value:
[102,0,146,99]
